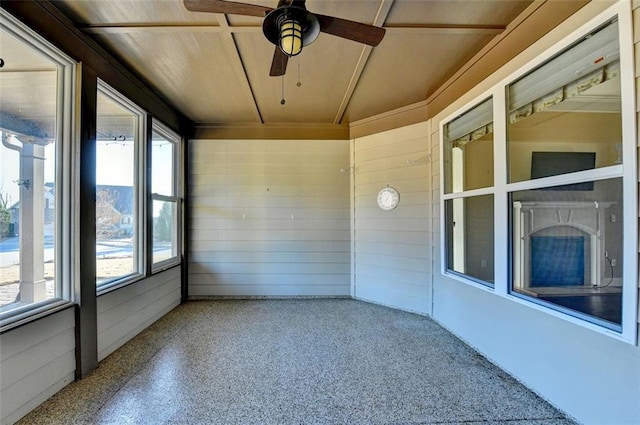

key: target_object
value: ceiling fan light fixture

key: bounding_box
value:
[279,17,303,56]
[263,5,320,57]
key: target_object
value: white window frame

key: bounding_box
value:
[95,80,147,294]
[441,95,496,288]
[439,1,638,343]
[0,9,77,330]
[150,120,181,272]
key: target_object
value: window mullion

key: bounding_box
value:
[493,87,508,296]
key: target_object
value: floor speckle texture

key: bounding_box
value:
[17,299,576,425]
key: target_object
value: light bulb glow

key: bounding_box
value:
[279,19,302,56]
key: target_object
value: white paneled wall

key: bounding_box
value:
[426,3,640,424]
[189,139,351,297]
[353,122,432,314]
[97,267,181,361]
[0,308,75,425]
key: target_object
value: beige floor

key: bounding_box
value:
[18,299,576,425]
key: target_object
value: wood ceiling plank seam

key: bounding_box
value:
[384,26,505,36]
[217,14,264,124]
[83,25,224,35]
[333,0,395,125]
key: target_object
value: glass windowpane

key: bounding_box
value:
[0,27,60,311]
[445,195,494,285]
[507,20,622,184]
[151,130,174,197]
[510,178,623,327]
[152,200,177,264]
[95,88,138,286]
[444,98,494,193]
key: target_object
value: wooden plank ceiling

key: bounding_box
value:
[49,0,535,126]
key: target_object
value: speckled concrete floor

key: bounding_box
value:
[18,299,576,425]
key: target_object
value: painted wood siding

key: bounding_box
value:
[0,308,75,425]
[427,3,640,424]
[97,267,181,361]
[353,123,432,314]
[189,139,351,297]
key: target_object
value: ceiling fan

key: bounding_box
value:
[183,0,386,77]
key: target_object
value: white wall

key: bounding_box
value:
[189,139,351,297]
[352,123,432,314]
[423,2,640,424]
[97,267,181,361]
[0,308,75,425]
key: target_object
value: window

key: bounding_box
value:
[150,122,180,268]
[0,9,76,328]
[96,82,145,289]
[442,97,495,286]
[440,5,637,341]
[506,19,627,331]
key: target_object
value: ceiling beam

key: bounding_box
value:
[333,0,394,125]
[83,23,504,36]
[385,24,505,35]
[215,15,264,124]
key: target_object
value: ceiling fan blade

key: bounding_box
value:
[315,14,385,47]
[269,47,289,77]
[184,0,272,17]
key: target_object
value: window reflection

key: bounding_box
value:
[507,20,622,184]
[445,195,494,285]
[506,19,624,330]
[95,86,139,286]
[444,98,494,193]
[0,25,59,311]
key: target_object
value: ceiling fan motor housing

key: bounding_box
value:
[263,5,320,56]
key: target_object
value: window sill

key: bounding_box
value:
[151,258,181,274]
[0,300,74,334]
[96,273,144,297]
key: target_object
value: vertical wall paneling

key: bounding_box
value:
[189,139,351,297]
[0,309,76,425]
[353,122,432,314]
[96,267,181,361]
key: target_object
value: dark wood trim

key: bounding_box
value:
[181,136,189,303]
[76,64,98,379]
[145,115,153,278]
[193,123,350,140]
[0,1,193,136]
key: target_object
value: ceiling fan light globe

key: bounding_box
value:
[279,19,303,56]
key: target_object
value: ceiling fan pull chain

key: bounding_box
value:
[280,75,286,105]
[297,57,302,88]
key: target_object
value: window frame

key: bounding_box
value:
[0,8,77,331]
[441,95,496,288]
[150,120,181,272]
[438,1,638,343]
[95,80,147,294]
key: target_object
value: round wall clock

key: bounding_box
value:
[377,186,400,211]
